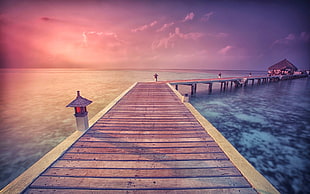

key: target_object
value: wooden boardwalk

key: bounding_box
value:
[167,74,308,94]
[24,82,257,193]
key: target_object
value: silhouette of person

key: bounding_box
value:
[154,73,158,82]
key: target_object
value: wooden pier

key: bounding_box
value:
[2,82,278,194]
[168,74,308,95]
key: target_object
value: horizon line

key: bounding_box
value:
[0,67,267,72]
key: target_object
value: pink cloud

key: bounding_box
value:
[272,32,309,47]
[175,27,204,40]
[201,11,215,22]
[157,22,174,32]
[82,31,124,47]
[151,30,177,49]
[285,33,295,41]
[218,45,233,55]
[152,27,204,49]
[131,20,158,32]
[150,21,157,27]
[182,12,195,22]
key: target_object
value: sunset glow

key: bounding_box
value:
[1,0,309,70]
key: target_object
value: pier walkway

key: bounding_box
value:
[22,82,261,193]
[167,74,308,95]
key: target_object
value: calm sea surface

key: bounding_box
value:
[0,68,309,193]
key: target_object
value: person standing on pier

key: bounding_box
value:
[154,73,158,82]
[218,72,222,78]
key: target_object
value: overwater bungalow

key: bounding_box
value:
[268,59,298,75]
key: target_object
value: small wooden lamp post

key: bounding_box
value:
[66,91,92,131]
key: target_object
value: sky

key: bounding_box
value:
[0,0,309,70]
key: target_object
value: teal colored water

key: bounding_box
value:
[190,77,310,194]
[0,69,309,194]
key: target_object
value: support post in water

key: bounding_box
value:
[208,83,212,93]
[191,84,196,95]
[66,91,92,131]
[182,93,190,103]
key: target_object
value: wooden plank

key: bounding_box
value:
[30,176,251,190]
[96,121,197,124]
[43,167,239,177]
[72,141,218,148]
[92,123,200,127]
[85,130,205,135]
[66,147,223,154]
[78,137,214,142]
[115,101,182,104]
[107,108,188,111]
[108,113,194,115]
[25,188,257,194]
[82,134,209,139]
[52,160,234,169]
[89,127,202,131]
[89,126,203,130]
[98,118,195,121]
[60,153,228,161]
[85,131,207,135]
[104,115,196,118]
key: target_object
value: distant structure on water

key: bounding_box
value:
[268,59,298,76]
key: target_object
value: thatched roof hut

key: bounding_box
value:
[268,59,298,71]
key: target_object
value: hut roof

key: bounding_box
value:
[66,91,92,107]
[268,59,298,71]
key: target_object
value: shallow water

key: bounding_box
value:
[0,68,309,194]
[190,77,310,193]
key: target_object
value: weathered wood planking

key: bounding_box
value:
[60,153,228,161]
[26,188,256,194]
[43,167,240,177]
[24,82,257,193]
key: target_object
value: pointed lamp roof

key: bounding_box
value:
[66,91,92,107]
[268,59,298,71]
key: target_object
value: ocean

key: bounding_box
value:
[0,68,309,193]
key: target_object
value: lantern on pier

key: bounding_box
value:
[66,91,92,131]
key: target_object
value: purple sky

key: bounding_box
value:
[1,0,309,70]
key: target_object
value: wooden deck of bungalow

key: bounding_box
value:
[2,82,279,194]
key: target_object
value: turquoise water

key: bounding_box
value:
[190,77,310,194]
[0,68,309,193]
